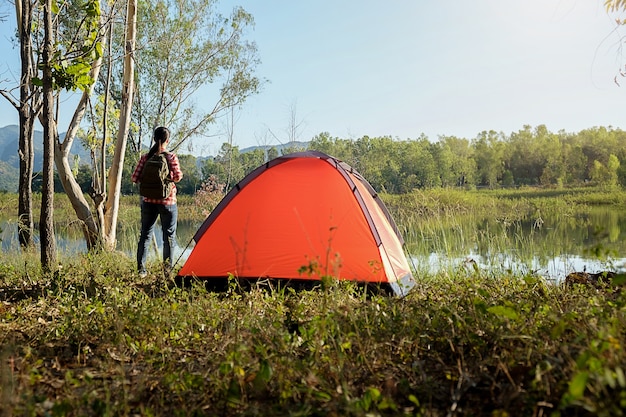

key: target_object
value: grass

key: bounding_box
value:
[384,188,626,278]
[1,187,626,415]
[1,250,625,416]
[382,187,626,226]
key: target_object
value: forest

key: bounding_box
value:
[19,123,626,198]
[97,123,626,197]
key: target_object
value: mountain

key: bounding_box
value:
[0,125,90,192]
[0,159,19,192]
[239,141,309,155]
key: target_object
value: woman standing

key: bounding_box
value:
[131,126,183,277]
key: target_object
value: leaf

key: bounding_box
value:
[568,371,588,400]
[551,319,566,339]
[605,368,616,389]
[606,0,626,13]
[257,359,273,383]
[487,305,519,320]
[253,359,272,386]
[313,391,331,401]
[611,273,626,286]
[616,367,626,388]
[576,350,591,368]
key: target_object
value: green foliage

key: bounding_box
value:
[175,154,203,194]
[307,125,626,194]
[133,0,261,149]
[5,123,626,197]
[32,0,102,92]
[1,248,625,415]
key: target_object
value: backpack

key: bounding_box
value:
[139,152,174,199]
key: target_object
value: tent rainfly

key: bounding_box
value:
[177,151,415,296]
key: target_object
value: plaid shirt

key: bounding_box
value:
[132,152,183,205]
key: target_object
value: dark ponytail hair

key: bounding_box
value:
[147,126,170,158]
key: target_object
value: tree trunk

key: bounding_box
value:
[54,145,102,249]
[91,18,113,245]
[16,0,37,249]
[17,115,35,248]
[103,0,137,250]
[40,0,56,271]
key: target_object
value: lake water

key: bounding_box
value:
[2,206,625,282]
[403,205,626,282]
[0,218,199,265]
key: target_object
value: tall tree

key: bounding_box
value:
[16,0,38,249]
[506,125,545,185]
[75,0,261,252]
[429,140,455,187]
[401,139,438,190]
[40,0,56,270]
[562,139,588,184]
[1,0,41,249]
[473,131,505,188]
[2,0,103,255]
[538,129,565,186]
[134,0,261,151]
[102,0,137,250]
[439,136,476,186]
[51,0,106,251]
[175,154,201,193]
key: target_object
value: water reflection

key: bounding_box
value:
[0,218,199,265]
[413,252,625,284]
[405,206,626,281]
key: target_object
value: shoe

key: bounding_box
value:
[139,271,148,278]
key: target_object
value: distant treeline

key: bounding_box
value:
[31,124,626,195]
[308,125,626,192]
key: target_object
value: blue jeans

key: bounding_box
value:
[137,201,178,273]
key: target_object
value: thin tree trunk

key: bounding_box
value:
[103,0,137,250]
[92,17,114,239]
[102,19,113,195]
[40,0,56,271]
[18,117,35,247]
[54,147,102,248]
[16,0,36,249]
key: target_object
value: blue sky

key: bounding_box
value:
[1,1,626,154]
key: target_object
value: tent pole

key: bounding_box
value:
[404,243,418,277]
[173,236,194,271]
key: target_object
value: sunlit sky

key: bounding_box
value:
[1,0,626,155]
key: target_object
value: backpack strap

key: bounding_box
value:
[160,151,173,181]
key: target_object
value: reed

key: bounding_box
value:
[384,188,624,281]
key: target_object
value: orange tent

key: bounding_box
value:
[177,151,415,296]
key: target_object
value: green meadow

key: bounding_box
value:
[1,188,625,416]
